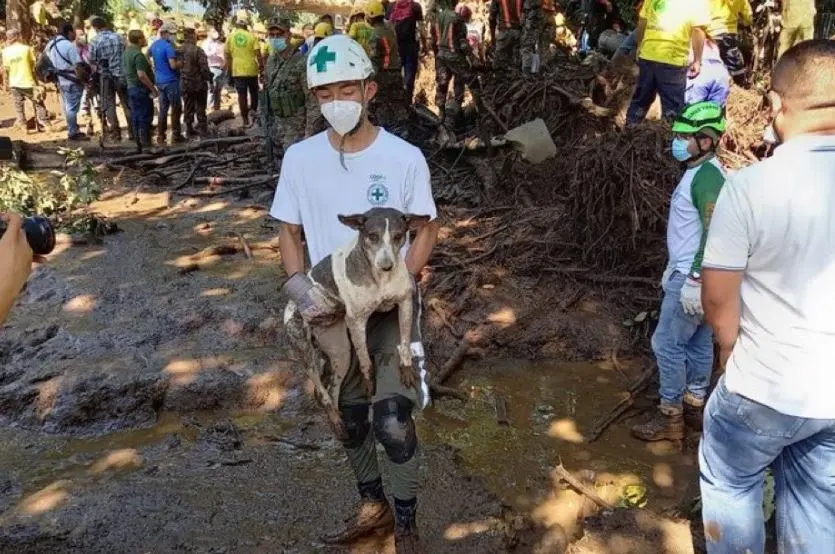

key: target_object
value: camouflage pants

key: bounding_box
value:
[182,85,208,134]
[370,70,410,132]
[435,52,480,109]
[305,95,326,137]
[493,27,521,71]
[521,10,542,71]
[270,110,306,154]
[10,87,48,126]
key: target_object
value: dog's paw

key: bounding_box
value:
[397,344,413,369]
[399,364,418,389]
[326,408,348,441]
[362,377,375,398]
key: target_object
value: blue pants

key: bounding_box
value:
[653,271,713,410]
[128,86,153,143]
[59,83,83,137]
[157,80,182,138]
[699,377,835,553]
[626,59,687,124]
[400,49,418,101]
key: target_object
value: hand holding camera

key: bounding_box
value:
[0,213,55,324]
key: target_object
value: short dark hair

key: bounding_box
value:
[89,16,106,30]
[128,29,144,44]
[59,23,75,37]
[773,40,835,107]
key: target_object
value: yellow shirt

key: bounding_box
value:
[348,21,375,55]
[225,29,260,77]
[639,0,710,67]
[2,43,37,89]
[707,0,753,37]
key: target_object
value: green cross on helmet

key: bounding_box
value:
[672,101,726,136]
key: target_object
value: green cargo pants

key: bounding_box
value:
[340,291,429,501]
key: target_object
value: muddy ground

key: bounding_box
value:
[0,87,704,553]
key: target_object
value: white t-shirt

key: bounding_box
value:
[270,129,438,266]
[703,134,835,419]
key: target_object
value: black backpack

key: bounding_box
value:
[35,38,80,84]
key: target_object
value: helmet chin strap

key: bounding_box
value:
[338,80,368,170]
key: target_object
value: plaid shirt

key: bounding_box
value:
[89,30,124,77]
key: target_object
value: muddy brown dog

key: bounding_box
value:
[284,207,431,438]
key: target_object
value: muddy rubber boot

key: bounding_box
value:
[394,498,422,554]
[320,500,394,545]
[683,403,704,431]
[631,409,685,441]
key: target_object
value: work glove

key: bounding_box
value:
[660,265,673,292]
[679,277,703,316]
[282,272,344,327]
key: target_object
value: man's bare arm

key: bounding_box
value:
[702,268,743,367]
[634,17,647,58]
[405,220,439,275]
[279,222,306,277]
[690,27,705,65]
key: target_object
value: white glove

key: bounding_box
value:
[679,278,703,316]
[282,273,344,327]
[660,264,674,291]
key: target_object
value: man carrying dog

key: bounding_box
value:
[270,35,438,554]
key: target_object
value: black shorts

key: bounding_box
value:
[233,76,258,91]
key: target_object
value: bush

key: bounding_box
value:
[0,148,100,223]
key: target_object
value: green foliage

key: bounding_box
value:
[0,149,101,225]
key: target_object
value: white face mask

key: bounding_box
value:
[763,123,778,145]
[321,100,363,136]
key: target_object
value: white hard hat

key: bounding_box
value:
[306,34,373,90]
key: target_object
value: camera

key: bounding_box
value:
[0,215,56,255]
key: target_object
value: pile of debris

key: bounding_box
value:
[420,61,770,363]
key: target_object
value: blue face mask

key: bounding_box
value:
[671,137,692,161]
[269,37,287,52]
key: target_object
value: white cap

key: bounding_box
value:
[306,34,374,90]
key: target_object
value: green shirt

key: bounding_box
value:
[123,44,153,89]
[689,160,726,275]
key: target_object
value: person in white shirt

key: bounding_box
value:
[700,39,835,553]
[201,29,226,111]
[46,23,87,140]
[270,35,438,554]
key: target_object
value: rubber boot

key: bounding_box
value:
[394,498,423,554]
[683,403,704,431]
[631,408,685,441]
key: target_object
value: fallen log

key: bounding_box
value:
[192,175,276,186]
[207,109,235,125]
[587,364,656,442]
[173,176,277,197]
[495,395,510,426]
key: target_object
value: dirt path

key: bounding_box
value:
[0,94,703,552]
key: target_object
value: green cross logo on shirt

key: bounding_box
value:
[310,46,336,73]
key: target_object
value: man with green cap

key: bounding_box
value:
[631,101,727,442]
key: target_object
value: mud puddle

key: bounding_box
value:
[422,360,698,515]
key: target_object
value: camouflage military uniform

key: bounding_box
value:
[434,6,481,126]
[519,0,542,70]
[180,39,213,135]
[537,1,558,66]
[489,0,523,70]
[368,21,410,131]
[266,49,309,154]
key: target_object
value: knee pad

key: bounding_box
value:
[373,395,417,464]
[339,403,371,449]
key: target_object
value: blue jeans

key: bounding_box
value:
[208,67,225,111]
[699,377,835,553]
[626,59,687,124]
[400,49,418,101]
[653,271,713,410]
[128,86,153,143]
[59,83,83,137]
[157,80,182,137]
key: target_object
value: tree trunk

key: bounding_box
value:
[779,0,817,57]
[6,0,33,42]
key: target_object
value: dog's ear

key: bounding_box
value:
[403,214,431,231]
[338,214,367,230]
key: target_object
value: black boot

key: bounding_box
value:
[321,479,394,545]
[394,497,423,554]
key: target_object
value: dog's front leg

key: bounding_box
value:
[346,315,375,397]
[396,295,417,389]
